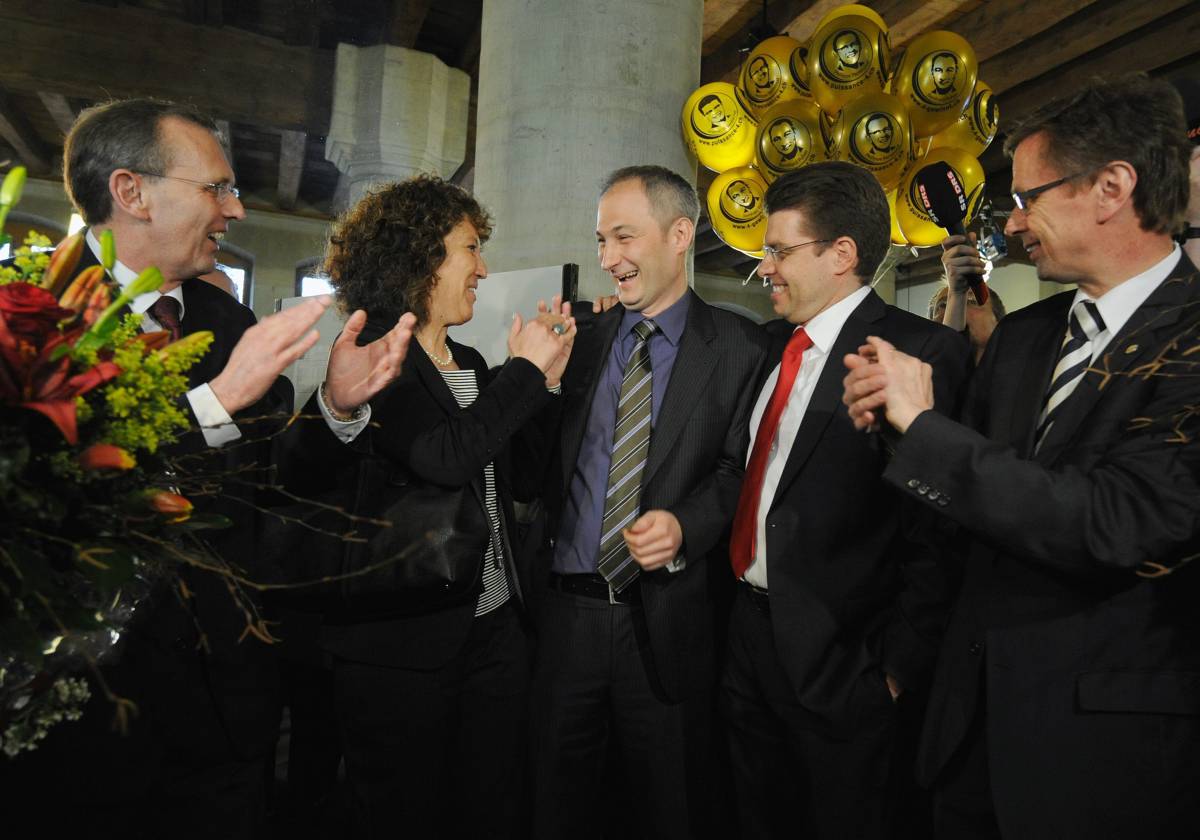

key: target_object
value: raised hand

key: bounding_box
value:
[324,310,417,416]
[209,296,330,415]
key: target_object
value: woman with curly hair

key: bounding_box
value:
[282,175,574,838]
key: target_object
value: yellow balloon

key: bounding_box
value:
[895,146,986,247]
[682,83,758,173]
[806,15,890,114]
[814,3,889,37]
[754,99,830,183]
[788,42,814,100]
[928,80,999,157]
[885,189,907,245]
[889,30,977,138]
[706,167,770,258]
[739,36,810,118]
[827,91,912,191]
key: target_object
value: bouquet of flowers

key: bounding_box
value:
[0,166,214,756]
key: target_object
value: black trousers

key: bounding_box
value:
[529,586,713,840]
[719,586,899,840]
[333,601,530,839]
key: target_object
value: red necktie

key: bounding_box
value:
[149,295,182,341]
[729,327,812,579]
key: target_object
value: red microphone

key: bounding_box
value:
[913,161,988,306]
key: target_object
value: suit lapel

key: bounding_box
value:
[643,294,719,486]
[772,290,885,499]
[1008,294,1072,457]
[559,306,622,491]
[1035,260,1199,464]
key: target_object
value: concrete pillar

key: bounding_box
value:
[325,43,471,209]
[474,0,702,298]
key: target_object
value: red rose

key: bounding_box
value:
[0,282,74,348]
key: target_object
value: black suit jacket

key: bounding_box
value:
[271,326,555,670]
[535,291,770,702]
[889,255,1200,837]
[757,290,968,736]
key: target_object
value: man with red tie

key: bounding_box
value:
[719,161,968,839]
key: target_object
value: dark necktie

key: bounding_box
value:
[1035,299,1105,452]
[729,327,813,579]
[597,319,658,593]
[149,294,182,342]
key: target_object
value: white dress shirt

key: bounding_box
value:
[85,230,369,447]
[742,285,871,589]
[1076,244,1180,361]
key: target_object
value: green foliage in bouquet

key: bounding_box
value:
[0,166,217,756]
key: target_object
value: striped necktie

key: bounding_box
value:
[1035,299,1106,452]
[597,318,657,593]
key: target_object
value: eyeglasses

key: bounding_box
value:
[1011,170,1092,211]
[135,172,241,203]
[743,238,831,286]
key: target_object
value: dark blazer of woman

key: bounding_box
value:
[270,321,557,668]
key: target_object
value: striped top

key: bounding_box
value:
[437,368,510,617]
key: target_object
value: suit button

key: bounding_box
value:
[937,497,949,507]
[968,641,983,655]
[918,484,930,496]
[927,490,940,501]
[906,479,920,489]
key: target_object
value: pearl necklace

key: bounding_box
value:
[421,338,454,366]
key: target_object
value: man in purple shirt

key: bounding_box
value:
[529,165,769,838]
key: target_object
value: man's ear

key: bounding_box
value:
[830,235,860,278]
[1093,160,1137,225]
[109,169,151,221]
[670,216,696,256]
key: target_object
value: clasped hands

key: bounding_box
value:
[841,336,935,435]
[508,294,577,388]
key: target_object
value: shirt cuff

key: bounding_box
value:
[665,554,687,574]
[547,383,563,395]
[187,383,242,447]
[316,384,372,443]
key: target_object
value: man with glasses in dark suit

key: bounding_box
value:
[843,74,1200,839]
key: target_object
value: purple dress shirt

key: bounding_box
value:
[551,291,692,574]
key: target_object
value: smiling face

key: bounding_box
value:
[596,179,689,316]
[835,32,861,67]
[758,207,860,324]
[1004,132,1090,285]
[750,57,772,89]
[866,116,894,152]
[728,180,756,209]
[426,218,487,328]
[138,116,245,284]
[701,98,727,128]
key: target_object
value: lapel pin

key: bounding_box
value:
[1125,344,1138,354]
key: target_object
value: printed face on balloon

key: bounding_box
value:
[720,178,765,223]
[849,112,901,165]
[819,27,872,83]
[913,50,965,106]
[694,93,734,138]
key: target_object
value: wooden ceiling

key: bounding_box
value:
[2,0,1197,281]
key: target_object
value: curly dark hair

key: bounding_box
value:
[324,175,493,325]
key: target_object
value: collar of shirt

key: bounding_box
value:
[86,228,186,320]
[618,287,691,346]
[1074,244,1180,351]
[797,284,872,355]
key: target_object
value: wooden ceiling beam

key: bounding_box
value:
[388,0,431,49]
[0,0,334,135]
[997,3,1200,126]
[981,0,1193,95]
[0,88,52,175]
[932,0,1102,63]
[277,130,307,211]
[37,92,77,137]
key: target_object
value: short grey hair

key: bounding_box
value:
[64,98,222,225]
[600,165,700,230]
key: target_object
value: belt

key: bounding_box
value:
[548,572,641,605]
[738,579,770,613]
